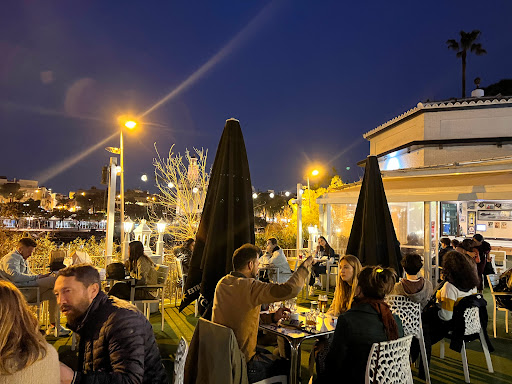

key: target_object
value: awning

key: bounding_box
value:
[317,169,512,204]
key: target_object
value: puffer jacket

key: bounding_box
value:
[68,291,167,384]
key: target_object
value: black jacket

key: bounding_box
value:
[69,291,167,384]
[449,293,494,353]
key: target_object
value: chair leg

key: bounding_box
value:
[439,339,445,359]
[461,342,470,383]
[418,334,431,384]
[506,310,509,333]
[480,329,494,373]
[493,305,497,338]
[161,296,165,332]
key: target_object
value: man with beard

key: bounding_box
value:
[212,244,313,383]
[54,264,167,384]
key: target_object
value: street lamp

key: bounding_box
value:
[122,217,134,260]
[306,168,320,208]
[155,218,167,260]
[141,174,148,182]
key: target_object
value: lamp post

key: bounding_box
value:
[123,217,134,260]
[307,169,319,208]
[155,218,167,263]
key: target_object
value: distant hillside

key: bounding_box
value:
[484,79,512,96]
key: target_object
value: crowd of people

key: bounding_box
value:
[0,233,510,383]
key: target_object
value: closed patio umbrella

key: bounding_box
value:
[346,155,402,275]
[179,118,255,317]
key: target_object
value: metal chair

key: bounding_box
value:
[365,334,414,384]
[490,251,507,275]
[486,274,511,338]
[130,264,170,331]
[439,307,494,383]
[385,295,431,383]
[173,336,188,384]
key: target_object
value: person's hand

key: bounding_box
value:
[301,256,314,269]
[272,306,290,323]
[59,362,74,384]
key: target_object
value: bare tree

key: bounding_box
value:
[152,144,209,243]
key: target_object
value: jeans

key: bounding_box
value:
[247,347,289,383]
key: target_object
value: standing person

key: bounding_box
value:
[108,240,159,300]
[174,238,195,279]
[392,253,433,310]
[420,251,479,377]
[309,236,336,295]
[259,238,292,283]
[315,266,404,384]
[0,237,69,336]
[438,238,453,267]
[473,234,492,289]
[212,244,313,383]
[55,264,168,384]
[0,280,60,384]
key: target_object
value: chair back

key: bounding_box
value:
[385,295,422,337]
[365,334,413,384]
[491,250,506,265]
[486,274,499,293]
[174,336,189,384]
[156,264,170,284]
[463,307,481,336]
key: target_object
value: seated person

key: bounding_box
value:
[259,237,292,283]
[108,240,158,300]
[316,266,404,383]
[420,250,478,376]
[212,243,313,383]
[315,255,362,375]
[392,253,433,310]
[494,267,512,310]
[309,236,336,295]
[0,237,69,336]
[0,280,60,384]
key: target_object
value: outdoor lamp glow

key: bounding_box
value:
[285,191,290,197]
[311,169,319,176]
[141,174,148,182]
[252,193,258,199]
[269,192,275,198]
[124,120,137,129]
[123,217,134,233]
[192,187,199,193]
[115,166,122,174]
[168,182,174,188]
[157,218,167,234]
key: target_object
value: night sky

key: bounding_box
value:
[2,1,511,195]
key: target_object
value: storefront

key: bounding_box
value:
[317,157,512,280]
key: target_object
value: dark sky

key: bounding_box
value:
[2,1,511,195]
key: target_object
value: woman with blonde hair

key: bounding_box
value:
[327,254,363,317]
[0,280,60,383]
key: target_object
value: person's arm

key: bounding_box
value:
[2,255,38,284]
[249,257,312,306]
[437,283,459,321]
[73,311,148,384]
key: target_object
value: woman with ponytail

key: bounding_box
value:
[315,266,403,383]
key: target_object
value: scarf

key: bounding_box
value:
[357,297,399,340]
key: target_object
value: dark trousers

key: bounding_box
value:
[247,347,289,383]
[310,264,327,286]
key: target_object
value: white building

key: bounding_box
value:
[0,177,55,211]
[317,92,512,280]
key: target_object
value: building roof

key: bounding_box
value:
[363,95,512,140]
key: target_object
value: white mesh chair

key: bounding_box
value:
[487,274,511,338]
[439,307,494,383]
[365,334,414,384]
[490,251,507,275]
[385,295,431,383]
[173,336,188,384]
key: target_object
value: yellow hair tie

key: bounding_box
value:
[375,268,383,273]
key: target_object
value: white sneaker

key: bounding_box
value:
[46,325,71,337]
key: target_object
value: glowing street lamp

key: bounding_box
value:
[155,218,167,258]
[141,174,148,182]
[168,182,174,188]
[122,217,134,260]
[252,193,258,199]
[269,192,275,198]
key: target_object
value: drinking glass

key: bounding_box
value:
[318,294,328,314]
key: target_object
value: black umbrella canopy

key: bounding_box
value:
[179,118,255,315]
[345,155,402,275]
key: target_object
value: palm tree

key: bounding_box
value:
[446,30,487,98]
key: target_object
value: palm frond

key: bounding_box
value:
[471,43,487,55]
[446,39,459,50]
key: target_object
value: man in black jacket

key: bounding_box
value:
[54,264,167,384]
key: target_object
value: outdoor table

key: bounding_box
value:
[259,308,336,384]
[258,265,280,283]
